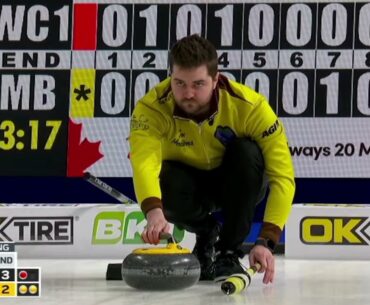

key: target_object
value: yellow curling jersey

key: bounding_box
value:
[129,75,295,233]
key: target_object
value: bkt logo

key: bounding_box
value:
[0,217,73,245]
[300,217,370,245]
[92,211,185,244]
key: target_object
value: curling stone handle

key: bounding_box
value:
[159,232,177,244]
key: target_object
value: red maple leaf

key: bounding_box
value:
[67,119,104,177]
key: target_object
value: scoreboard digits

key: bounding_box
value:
[112,1,367,119]
[1,0,369,177]
[1,1,369,118]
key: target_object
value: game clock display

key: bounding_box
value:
[0,116,68,176]
[0,120,62,151]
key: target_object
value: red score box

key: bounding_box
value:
[17,268,40,282]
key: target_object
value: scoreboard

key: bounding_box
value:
[0,0,369,178]
[0,243,41,297]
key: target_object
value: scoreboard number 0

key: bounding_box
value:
[176,5,202,39]
[357,73,370,115]
[102,5,128,47]
[134,72,162,103]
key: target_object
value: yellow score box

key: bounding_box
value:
[0,282,40,297]
[17,283,40,296]
[0,282,16,297]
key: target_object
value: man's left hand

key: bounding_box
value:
[249,245,275,284]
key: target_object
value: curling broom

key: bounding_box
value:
[221,263,261,295]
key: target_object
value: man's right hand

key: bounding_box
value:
[141,208,171,244]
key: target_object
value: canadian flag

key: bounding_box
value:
[67,119,103,177]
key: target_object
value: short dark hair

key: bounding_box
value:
[169,34,218,78]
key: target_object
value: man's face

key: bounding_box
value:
[170,64,218,116]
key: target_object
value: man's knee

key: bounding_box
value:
[160,161,195,192]
[224,138,264,168]
[160,161,199,215]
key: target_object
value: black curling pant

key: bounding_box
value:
[160,138,267,251]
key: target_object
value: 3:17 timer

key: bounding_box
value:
[0,120,61,151]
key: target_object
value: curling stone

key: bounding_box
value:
[122,233,200,290]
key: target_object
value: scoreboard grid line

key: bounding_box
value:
[129,4,134,117]
[167,2,172,73]
[239,3,245,81]
[204,3,208,41]
[275,2,282,116]
[350,1,357,117]
[312,1,319,117]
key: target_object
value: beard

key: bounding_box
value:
[179,99,197,112]
[177,99,210,116]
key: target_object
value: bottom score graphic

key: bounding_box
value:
[0,243,41,297]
